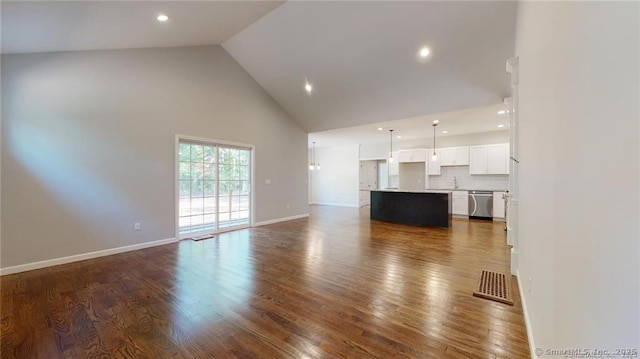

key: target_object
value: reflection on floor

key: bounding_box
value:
[1,205,530,358]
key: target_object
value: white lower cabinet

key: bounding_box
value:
[493,191,506,218]
[398,148,427,163]
[452,191,469,216]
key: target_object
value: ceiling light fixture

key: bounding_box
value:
[377,127,383,131]
[442,130,448,134]
[388,130,394,163]
[433,120,439,124]
[309,141,320,170]
[304,82,312,94]
[419,47,431,58]
[157,14,169,22]
[432,123,438,162]
[397,135,402,139]
[498,124,505,128]
[497,110,506,115]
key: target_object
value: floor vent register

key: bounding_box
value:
[191,234,215,241]
[473,270,514,305]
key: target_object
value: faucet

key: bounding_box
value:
[453,176,458,189]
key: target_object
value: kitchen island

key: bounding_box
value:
[370,190,452,227]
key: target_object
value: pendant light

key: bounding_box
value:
[431,123,438,161]
[309,141,320,170]
[388,129,394,163]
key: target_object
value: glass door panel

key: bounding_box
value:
[217,146,251,230]
[178,140,251,237]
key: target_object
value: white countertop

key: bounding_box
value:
[374,188,507,193]
[374,189,452,194]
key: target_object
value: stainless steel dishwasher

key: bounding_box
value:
[468,191,493,220]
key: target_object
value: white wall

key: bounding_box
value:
[399,162,425,191]
[309,145,359,207]
[1,45,309,269]
[515,1,639,352]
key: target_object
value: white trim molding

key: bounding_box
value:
[313,202,359,208]
[506,56,519,84]
[516,270,537,359]
[254,214,309,227]
[0,237,178,276]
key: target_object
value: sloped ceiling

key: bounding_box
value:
[2,1,517,137]
[1,1,284,54]
[223,1,517,133]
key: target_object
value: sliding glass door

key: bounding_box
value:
[178,139,252,237]
[217,147,251,230]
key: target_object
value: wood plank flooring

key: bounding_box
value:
[1,205,530,358]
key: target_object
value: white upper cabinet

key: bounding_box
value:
[440,147,469,166]
[427,149,441,175]
[440,148,456,166]
[397,150,412,163]
[469,146,489,174]
[469,143,509,175]
[487,144,508,174]
[398,148,427,163]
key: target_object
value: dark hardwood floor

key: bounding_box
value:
[1,205,530,358]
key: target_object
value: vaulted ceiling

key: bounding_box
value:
[2,1,517,136]
[1,1,284,54]
[223,1,517,133]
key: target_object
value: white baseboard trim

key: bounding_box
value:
[516,270,537,358]
[0,237,178,276]
[254,213,309,227]
[312,202,359,208]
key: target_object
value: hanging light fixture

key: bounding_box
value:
[388,129,394,163]
[432,123,438,161]
[309,141,320,170]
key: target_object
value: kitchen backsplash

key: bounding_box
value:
[429,166,508,191]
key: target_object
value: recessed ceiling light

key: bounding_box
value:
[432,120,439,124]
[377,127,383,131]
[497,110,506,115]
[419,47,431,58]
[157,14,169,22]
[304,82,312,94]
[442,130,448,134]
[498,124,505,128]
[397,135,402,139]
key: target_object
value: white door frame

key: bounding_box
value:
[175,134,255,240]
[506,57,519,275]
